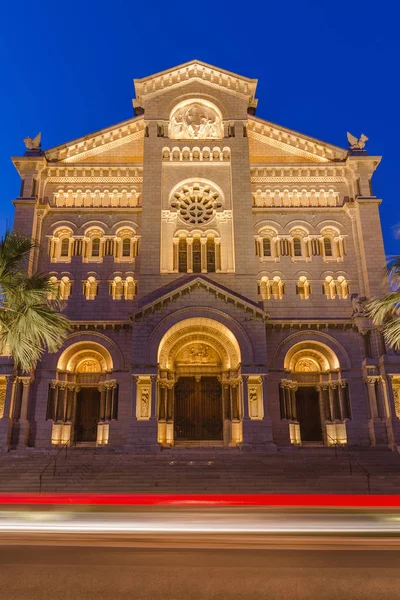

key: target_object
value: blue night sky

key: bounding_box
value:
[1,0,399,255]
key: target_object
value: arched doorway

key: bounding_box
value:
[48,342,118,446]
[157,318,243,446]
[281,341,350,445]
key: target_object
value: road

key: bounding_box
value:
[0,545,400,600]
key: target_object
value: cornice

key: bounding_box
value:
[133,60,258,108]
[45,116,145,162]
[248,116,348,162]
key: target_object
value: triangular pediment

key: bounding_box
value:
[133,60,258,110]
[248,116,348,163]
[133,275,267,321]
[45,116,145,163]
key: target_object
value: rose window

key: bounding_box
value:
[171,184,222,225]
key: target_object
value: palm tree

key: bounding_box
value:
[0,231,70,372]
[368,256,400,351]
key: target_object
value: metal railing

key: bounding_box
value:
[322,427,371,493]
[39,438,70,493]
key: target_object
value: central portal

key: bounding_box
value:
[174,376,223,441]
[75,388,100,443]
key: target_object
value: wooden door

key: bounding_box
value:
[296,386,322,442]
[174,376,223,441]
[75,388,100,442]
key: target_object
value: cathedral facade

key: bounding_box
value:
[1,60,400,451]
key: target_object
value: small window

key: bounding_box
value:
[263,238,271,257]
[122,238,131,257]
[293,238,302,257]
[207,238,216,273]
[178,238,187,273]
[280,239,290,256]
[104,240,114,257]
[324,238,333,257]
[60,238,69,257]
[192,238,202,273]
[311,239,321,256]
[91,238,101,257]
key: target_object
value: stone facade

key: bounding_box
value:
[2,60,400,451]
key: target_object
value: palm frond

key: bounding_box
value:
[0,230,36,279]
[0,303,70,372]
[0,230,70,371]
[381,317,400,351]
[367,292,400,325]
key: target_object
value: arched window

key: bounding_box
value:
[293,237,302,257]
[91,238,101,258]
[263,238,271,257]
[60,276,71,300]
[259,276,284,300]
[297,276,311,300]
[271,276,284,300]
[206,237,216,272]
[323,237,333,257]
[192,238,202,273]
[178,238,187,273]
[111,276,124,300]
[122,238,131,257]
[323,276,336,299]
[48,276,59,300]
[336,276,349,299]
[60,238,70,257]
[125,277,136,300]
[85,276,98,300]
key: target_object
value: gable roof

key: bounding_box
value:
[133,275,267,321]
[133,60,258,110]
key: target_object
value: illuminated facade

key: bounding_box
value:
[1,60,400,451]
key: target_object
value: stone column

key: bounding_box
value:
[17,377,32,449]
[150,375,158,419]
[215,239,221,272]
[365,376,379,418]
[172,239,179,272]
[242,375,249,419]
[0,375,15,450]
[328,384,337,421]
[338,381,347,420]
[131,376,138,417]
[222,380,232,446]
[186,238,193,273]
[365,376,388,445]
[99,386,106,421]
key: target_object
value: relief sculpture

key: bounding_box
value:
[141,387,150,417]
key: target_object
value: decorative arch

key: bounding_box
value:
[274,331,351,371]
[52,332,126,371]
[145,308,254,366]
[57,341,114,373]
[157,317,241,371]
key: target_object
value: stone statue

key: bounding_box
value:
[351,294,368,316]
[249,387,258,417]
[347,132,368,150]
[24,133,41,150]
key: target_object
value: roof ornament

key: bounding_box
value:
[23,132,41,150]
[347,132,368,151]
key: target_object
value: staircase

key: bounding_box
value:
[1,447,400,494]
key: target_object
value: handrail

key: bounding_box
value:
[39,438,71,493]
[322,427,371,493]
